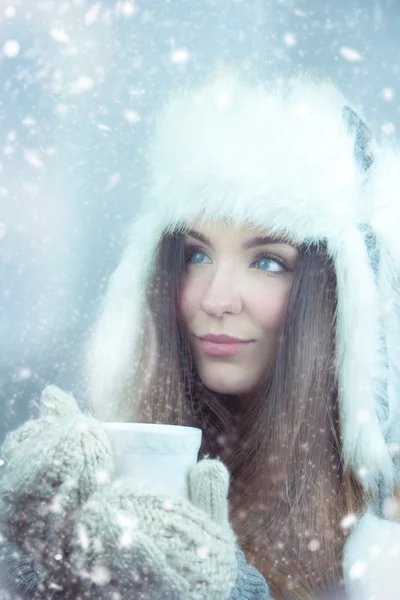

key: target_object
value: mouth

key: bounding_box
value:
[197,334,254,357]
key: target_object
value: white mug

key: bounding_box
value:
[101,422,203,500]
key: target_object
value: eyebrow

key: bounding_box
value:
[185,229,288,249]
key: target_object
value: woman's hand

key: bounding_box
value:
[0,386,238,599]
[0,385,115,597]
[70,457,238,599]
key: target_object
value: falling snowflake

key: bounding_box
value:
[89,565,112,585]
[95,469,111,485]
[4,5,16,19]
[22,116,37,127]
[3,39,20,57]
[123,109,141,123]
[50,28,70,44]
[116,510,139,548]
[293,8,307,17]
[196,545,210,559]
[348,559,367,580]
[283,33,297,47]
[24,149,44,168]
[104,173,121,191]
[85,2,101,25]
[17,367,32,380]
[76,523,90,550]
[162,498,175,511]
[382,88,395,101]
[48,493,65,514]
[55,104,69,117]
[97,123,112,131]
[389,442,400,457]
[358,467,368,479]
[340,47,363,62]
[340,513,357,530]
[384,496,400,519]
[116,2,136,18]
[70,76,94,94]
[3,144,14,156]
[169,48,190,65]
[307,539,320,552]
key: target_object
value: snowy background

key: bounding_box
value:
[1,0,400,442]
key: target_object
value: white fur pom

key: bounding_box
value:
[343,510,400,600]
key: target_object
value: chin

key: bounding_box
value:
[196,364,256,396]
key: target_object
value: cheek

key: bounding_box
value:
[250,281,291,332]
[178,275,200,325]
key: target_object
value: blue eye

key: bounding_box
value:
[185,248,211,264]
[253,255,286,273]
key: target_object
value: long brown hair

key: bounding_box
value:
[120,231,364,599]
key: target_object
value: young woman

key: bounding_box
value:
[1,68,400,600]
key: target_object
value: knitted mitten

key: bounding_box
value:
[0,385,114,597]
[0,385,239,599]
[69,457,238,599]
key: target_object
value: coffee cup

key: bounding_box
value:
[101,422,202,500]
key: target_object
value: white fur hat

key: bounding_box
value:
[84,67,400,495]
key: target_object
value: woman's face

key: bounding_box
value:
[179,219,300,396]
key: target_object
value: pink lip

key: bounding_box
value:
[197,334,253,357]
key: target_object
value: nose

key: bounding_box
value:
[200,265,242,317]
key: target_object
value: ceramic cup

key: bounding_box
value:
[101,422,203,500]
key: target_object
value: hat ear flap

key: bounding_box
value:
[333,229,393,493]
[335,107,395,492]
[368,149,400,483]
